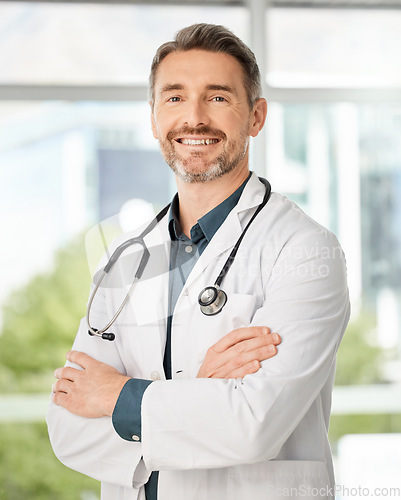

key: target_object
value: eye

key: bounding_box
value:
[212,96,226,102]
[168,96,181,102]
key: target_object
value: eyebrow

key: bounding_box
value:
[159,83,237,96]
[206,84,237,96]
[160,83,185,95]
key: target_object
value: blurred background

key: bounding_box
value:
[0,0,400,498]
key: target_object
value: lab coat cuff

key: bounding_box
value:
[112,378,153,442]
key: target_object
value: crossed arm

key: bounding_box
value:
[48,226,349,489]
[52,326,281,419]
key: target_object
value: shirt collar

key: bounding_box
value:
[168,194,183,241]
[168,172,251,243]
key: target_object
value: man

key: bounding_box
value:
[47,24,350,500]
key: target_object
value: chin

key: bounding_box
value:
[172,162,227,184]
[169,151,243,184]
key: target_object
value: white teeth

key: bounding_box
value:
[180,138,218,145]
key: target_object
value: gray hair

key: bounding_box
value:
[149,23,262,109]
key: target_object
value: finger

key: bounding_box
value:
[271,332,281,345]
[206,333,280,376]
[225,360,261,380]
[54,366,79,381]
[213,344,277,379]
[66,350,95,369]
[213,326,271,354]
[232,332,281,355]
[52,379,73,394]
[52,390,70,408]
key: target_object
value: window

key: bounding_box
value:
[1,2,248,84]
[267,8,401,87]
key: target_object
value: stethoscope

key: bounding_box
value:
[87,178,271,341]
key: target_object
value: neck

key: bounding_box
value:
[175,165,250,237]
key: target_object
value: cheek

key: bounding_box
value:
[153,111,176,140]
[217,108,247,132]
[225,122,249,144]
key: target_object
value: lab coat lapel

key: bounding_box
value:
[150,215,171,324]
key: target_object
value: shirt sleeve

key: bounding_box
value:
[112,378,153,441]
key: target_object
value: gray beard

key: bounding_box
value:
[160,137,249,184]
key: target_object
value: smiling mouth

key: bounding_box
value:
[176,138,220,146]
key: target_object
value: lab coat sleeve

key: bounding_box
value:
[46,285,151,489]
[140,228,350,470]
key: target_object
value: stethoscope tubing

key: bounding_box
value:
[214,178,271,288]
[86,204,170,340]
[87,272,140,337]
[87,178,271,338]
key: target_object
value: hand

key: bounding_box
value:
[52,351,130,418]
[197,326,281,379]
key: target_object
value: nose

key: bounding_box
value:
[184,98,210,128]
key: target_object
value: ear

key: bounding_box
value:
[149,101,158,140]
[249,98,268,138]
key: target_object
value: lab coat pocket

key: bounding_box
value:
[203,291,257,330]
[191,293,257,373]
[172,293,257,378]
[227,460,332,500]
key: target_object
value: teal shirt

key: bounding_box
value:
[112,173,251,498]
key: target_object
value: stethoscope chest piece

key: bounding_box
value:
[198,286,227,316]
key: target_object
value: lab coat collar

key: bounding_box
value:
[144,171,266,255]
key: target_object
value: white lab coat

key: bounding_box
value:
[47,173,350,500]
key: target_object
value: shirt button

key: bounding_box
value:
[131,435,140,441]
[185,245,193,253]
[150,370,161,381]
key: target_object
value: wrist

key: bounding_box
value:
[107,375,131,417]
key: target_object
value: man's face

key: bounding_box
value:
[150,49,255,183]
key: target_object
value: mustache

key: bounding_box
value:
[167,126,226,141]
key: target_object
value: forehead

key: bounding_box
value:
[154,49,247,95]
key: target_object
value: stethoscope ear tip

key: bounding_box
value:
[87,329,115,341]
[102,332,115,341]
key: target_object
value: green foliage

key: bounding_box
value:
[0,423,99,500]
[0,236,91,393]
[335,310,383,386]
[0,235,99,499]
[329,311,401,448]
[329,414,401,449]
